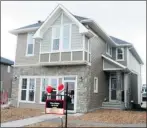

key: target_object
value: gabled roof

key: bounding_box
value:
[110,36,131,45]
[0,57,14,65]
[13,15,88,30]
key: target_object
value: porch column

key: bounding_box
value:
[116,71,122,102]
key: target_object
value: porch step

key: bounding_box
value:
[101,102,125,109]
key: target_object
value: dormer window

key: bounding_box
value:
[106,43,112,56]
[116,48,124,61]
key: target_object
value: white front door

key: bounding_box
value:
[109,76,117,102]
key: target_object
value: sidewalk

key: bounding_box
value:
[1,114,63,127]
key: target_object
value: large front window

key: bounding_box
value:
[52,25,70,51]
[20,78,35,102]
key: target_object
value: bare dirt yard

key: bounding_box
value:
[1,107,44,123]
[74,109,147,124]
[26,109,146,127]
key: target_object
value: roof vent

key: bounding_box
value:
[38,20,41,23]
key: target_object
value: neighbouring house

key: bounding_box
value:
[0,57,14,98]
[9,4,143,113]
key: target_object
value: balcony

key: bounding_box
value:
[39,50,91,66]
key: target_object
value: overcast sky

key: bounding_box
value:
[1,1,146,83]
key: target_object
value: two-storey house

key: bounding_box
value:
[9,4,143,113]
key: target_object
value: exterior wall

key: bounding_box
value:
[87,36,108,111]
[127,50,142,104]
[0,63,13,98]
[11,65,91,113]
[15,33,40,65]
[111,47,127,66]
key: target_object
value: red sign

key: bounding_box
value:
[46,85,53,93]
[58,84,64,92]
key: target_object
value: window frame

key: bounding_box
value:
[106,43,112,57]
[20,78,36,103]
[26,33,35,56]
[94,77,98,93]
[51,26,61,52]
[116,47,124,61]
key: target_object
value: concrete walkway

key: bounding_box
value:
[1,114,63,127]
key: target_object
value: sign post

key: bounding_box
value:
[45,83,68,128]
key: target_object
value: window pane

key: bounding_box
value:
[53,39,59,50]
[28,44,33,54]
[118,54,123,59]
[118,48,122,54]
[63,25,69,37]
[29,78,35,90]
[53,27,60,38]
[28,90,34,101]
[22,79,27,89]
[63,38,69,50]
[42,78,48,91]
[51,78,57,90]
[41,91,47,102]
[21,90,26,100]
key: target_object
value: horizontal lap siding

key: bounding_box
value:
[71,24,83,50]
[15,33,40,65]
[41,29,52,53]
[40,54,49,62]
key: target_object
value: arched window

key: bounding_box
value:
[116,48,124,60]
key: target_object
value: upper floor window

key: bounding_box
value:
[52,25,71,51]
[116,48,124,61]
[52,27,60,51]
[106,43,112,56]
[26,33,34,56]
[63,25,70,50]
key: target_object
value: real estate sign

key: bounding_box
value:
[45,99,64,114]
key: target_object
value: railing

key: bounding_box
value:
[0,90,8,104]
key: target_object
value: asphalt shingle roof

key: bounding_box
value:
[0,57,14,65]
[15,15,88,30]
[15,15,130,45]
[110,36,131,45]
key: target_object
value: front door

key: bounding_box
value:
[110,77,117,101]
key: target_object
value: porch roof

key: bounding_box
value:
[102,54,127,71]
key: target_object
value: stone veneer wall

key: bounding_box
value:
[11,65,92,113]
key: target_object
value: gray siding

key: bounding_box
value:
[87,36,108,110]
[41,28,52,53]
[15,33,40,65]
[63,13,73,24]
[0,64,13,98]
[71,24,83,50]
[51,13,61,26]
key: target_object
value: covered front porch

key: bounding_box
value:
[102,55,129,109]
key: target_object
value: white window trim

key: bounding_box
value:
[106,43,112,57]
[7,66,11,73]
[19,78,36,103]
[94,77,98,93]
[116,47,124,61]
[26,33,35,56]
